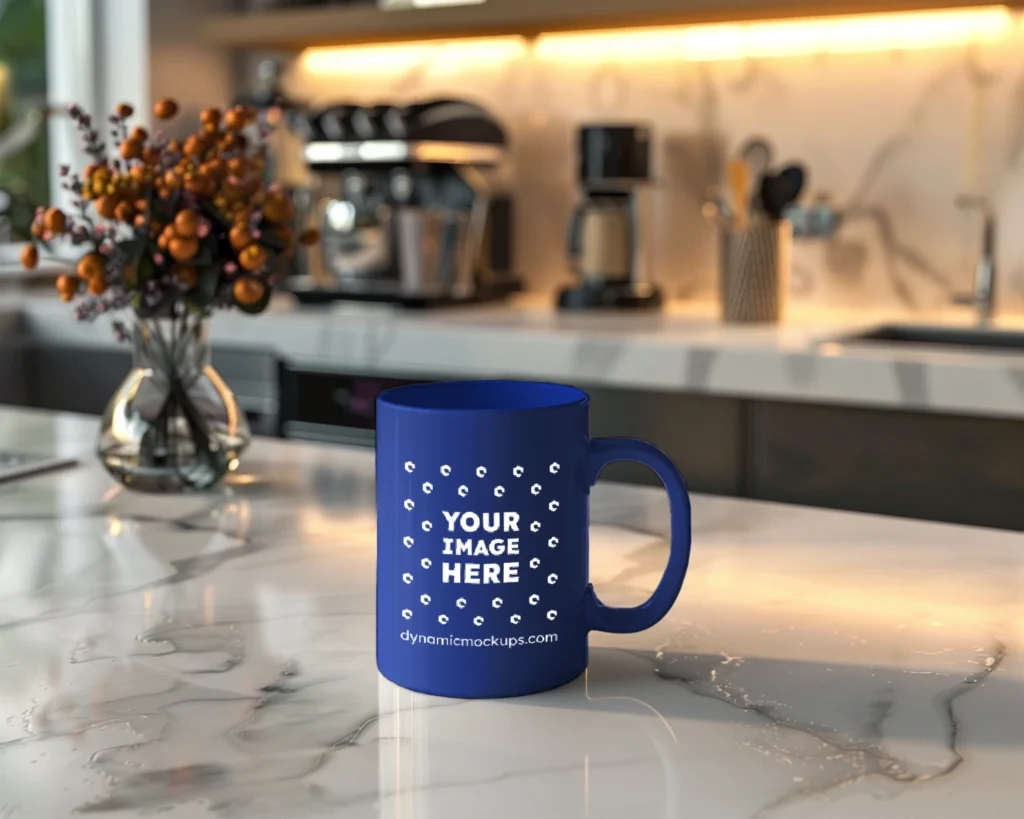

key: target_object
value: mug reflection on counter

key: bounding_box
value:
[375,668,679,819]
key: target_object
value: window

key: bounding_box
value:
[0,0,47,242]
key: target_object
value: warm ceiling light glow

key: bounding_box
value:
[534,6,1014,63]
[301,36,526,76]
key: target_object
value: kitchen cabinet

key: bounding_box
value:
[584,384,744,497]
[746,400,1024,531]
[11,345,1024,531]
[0,312,27,406]
[276,366,1024,531]
[19,343,281,437]
[200,0,1001,49]
[276,364,746,495]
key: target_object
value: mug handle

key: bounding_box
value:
[583,437,692,634]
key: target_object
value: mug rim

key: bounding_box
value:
[378,379,589,414]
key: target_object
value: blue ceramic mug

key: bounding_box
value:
[376,380,691,698]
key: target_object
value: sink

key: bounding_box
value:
[837,324,1024,352]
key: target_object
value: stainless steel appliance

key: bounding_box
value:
[292,100,517,306]
[559,124,661,310]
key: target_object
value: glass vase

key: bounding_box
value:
[97,317,251,492]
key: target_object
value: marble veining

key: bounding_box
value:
[0,408,1022,817]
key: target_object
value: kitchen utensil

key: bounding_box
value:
[757,175,791,220]
[727,158,751,230]
[780,165,806,202]
[375,379,692,698]
[738,137,773,215]
[738,137,773,177]
[758,164,806,220]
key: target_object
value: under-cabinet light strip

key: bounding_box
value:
[299,6,1015,75]
[535,6,1015,62]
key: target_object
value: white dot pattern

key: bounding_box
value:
[397,462,565,631]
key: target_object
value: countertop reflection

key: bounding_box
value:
[0,407,1021,818]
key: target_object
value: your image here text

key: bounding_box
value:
[440,509,522,584]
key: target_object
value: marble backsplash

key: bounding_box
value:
[281,22,1024,312]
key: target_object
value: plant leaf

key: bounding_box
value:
[195,265,219,306]
[129,251,157,290]
[112,237,144,271]
[257,221,288,252]
[199,199,231,231]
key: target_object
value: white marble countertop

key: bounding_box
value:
[0,407,1021,817]
[6,293,1024,420]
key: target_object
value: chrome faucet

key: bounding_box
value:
[953,195,996,324]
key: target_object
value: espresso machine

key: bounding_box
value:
[292,99,517,306]
[559,124,662,310]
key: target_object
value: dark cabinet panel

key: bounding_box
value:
[22,344,279,434]
[747,401,1024,530]
[276,368,746,496]
[25,346,129,416]
[0,342,28,406]
[584,386,744,497]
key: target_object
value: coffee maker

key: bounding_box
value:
[559,124,661,310]
[292,99,517,306]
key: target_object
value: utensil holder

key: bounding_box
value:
[719,219,792,323]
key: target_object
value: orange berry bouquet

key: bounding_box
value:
[22,97,319,492]
[21,97,316,340]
